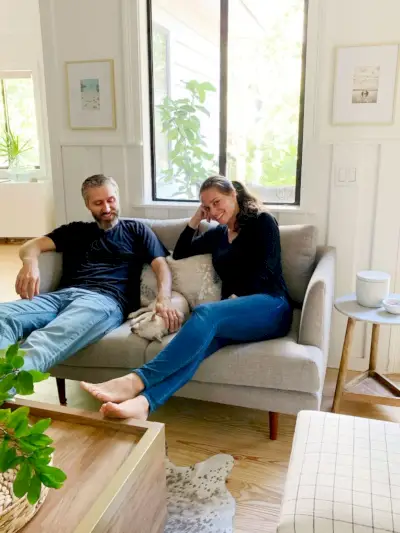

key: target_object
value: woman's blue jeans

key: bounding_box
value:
[135,294,292,412]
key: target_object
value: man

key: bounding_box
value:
[0,174,181,372]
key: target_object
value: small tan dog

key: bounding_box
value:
[128,292,190,342]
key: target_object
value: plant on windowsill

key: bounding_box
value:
[0,129,32,181]
[0,343,66,533]
[157,79,218,199]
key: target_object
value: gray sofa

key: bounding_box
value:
[38,218,336,439]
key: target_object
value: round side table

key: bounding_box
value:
[332,293,400,413]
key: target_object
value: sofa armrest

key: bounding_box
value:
[298,246,336,357]
[38,252,63,294]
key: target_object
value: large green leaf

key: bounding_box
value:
[38,465,67,483]
[15,371,34,395]
[5,344,19,361]
[0,439,10,472]
[11,355,25,369]
[13,462,32,498]
[7,407,30,429]
[34,446,54,458]
[27,474,42,505]
[0,374,16,394]
[39,473,63,489]
[0,362,14,375]
[200,82,216,92]
[0,408,11,423]
[4,447,17,471]
[18,439,38,454]
[25,434,53,448]
[28,370,50,383]
[14,419,31,438]
[30,418,51,435]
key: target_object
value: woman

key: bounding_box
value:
[81,176,292,419]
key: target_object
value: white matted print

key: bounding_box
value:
[333,44,399,125]
[66,60,116,129]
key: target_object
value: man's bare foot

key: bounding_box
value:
[80,373,144,404]
[100,395,150,420]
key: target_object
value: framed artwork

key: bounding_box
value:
[332,44,399,125]
[66,59,116,129]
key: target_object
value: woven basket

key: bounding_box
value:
[0,468,49,533]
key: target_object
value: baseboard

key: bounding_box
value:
[0,238,30,244]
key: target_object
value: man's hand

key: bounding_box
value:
[15,260,40,300]
[155,297,183,333]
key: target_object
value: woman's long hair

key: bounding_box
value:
[199,175,260,231]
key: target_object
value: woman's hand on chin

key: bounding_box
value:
[189,205,209,229]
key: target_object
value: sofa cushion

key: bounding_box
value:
[145,310,324,394]
[134,218,191,252]
[61,322,148,368]
[140,254,221,308]
[280,225,317,304]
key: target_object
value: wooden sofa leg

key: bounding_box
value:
[269,412,279,440]
[56,377,67,406]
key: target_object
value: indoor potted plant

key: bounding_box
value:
[0,343,66,532]
[0,128,32,180]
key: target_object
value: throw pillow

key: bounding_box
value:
[279,224,318,305]
[166,254,221,309]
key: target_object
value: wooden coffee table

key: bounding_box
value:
[6,399,167,533]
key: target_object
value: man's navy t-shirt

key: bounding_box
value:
[46,220,168,315]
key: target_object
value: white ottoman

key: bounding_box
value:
[278,411,400,533]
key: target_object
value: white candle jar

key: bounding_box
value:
[356,270,391,308]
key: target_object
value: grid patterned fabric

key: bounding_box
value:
[278,411,400,533]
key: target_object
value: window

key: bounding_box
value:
[148,0,308,204]
[0,73,40,170]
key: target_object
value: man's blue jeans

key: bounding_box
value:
[135,294,292,412]
[0,288,124,372]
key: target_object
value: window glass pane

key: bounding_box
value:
[226,0,305,204]
[152,25,170,182]
[0,88,6,167]
[3,77,40,168]
[151,0,220,200]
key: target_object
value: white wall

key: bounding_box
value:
[38,0,147,226]
[309,0,400,374]
[0,182,53,237]
[38,0,400,371]
[0,0,42,66]
[0,0,54,236]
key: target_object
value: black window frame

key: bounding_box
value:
[147,0,309,206]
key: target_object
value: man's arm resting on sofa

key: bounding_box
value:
[298,247,336,355]
[151,256,183,333]
[17,237,56,299]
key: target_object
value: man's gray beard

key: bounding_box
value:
[93,211,119,230]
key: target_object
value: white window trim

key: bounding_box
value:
[0,69,48,181]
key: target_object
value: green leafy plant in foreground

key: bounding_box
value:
[0,344,66,505]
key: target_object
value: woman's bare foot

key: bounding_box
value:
[80,373,144,404]
[100,395,150,420]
